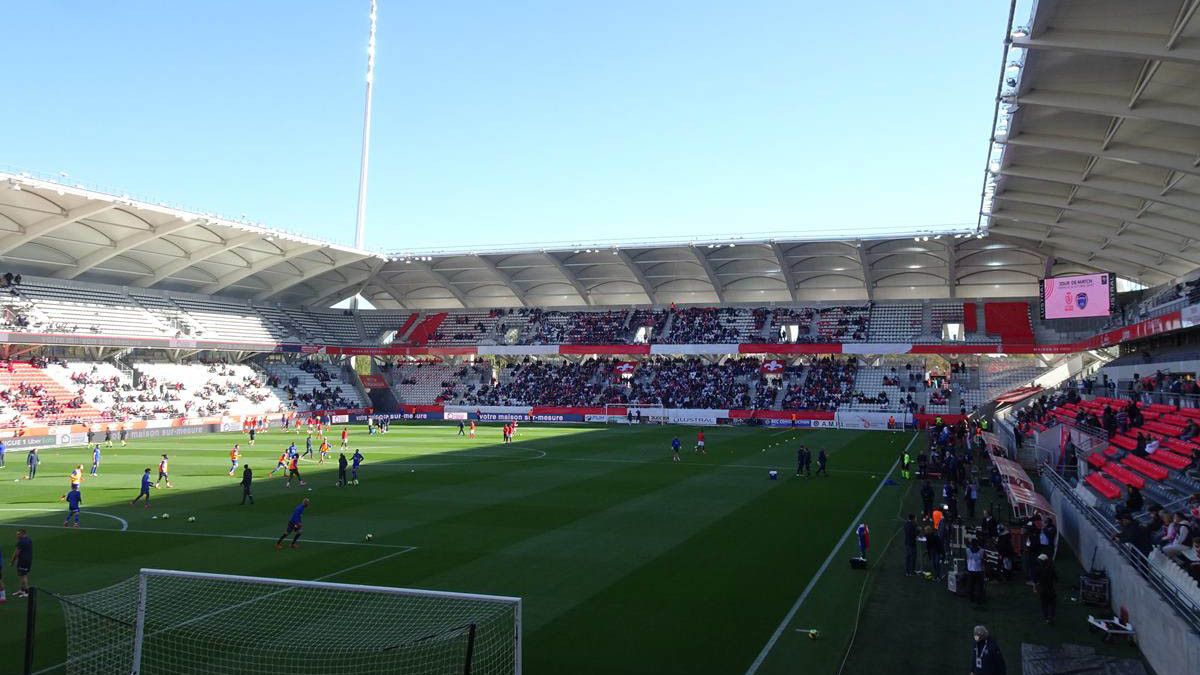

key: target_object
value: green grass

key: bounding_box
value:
[0,424,911,674]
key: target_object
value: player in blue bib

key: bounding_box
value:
[64,486,82,527]
[275,498,309,550]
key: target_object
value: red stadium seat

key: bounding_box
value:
[1111,435,1138,451]
[1121,455,1168,482]
[1102,463,1145,489]
[1084,473,1121,500]
[1148,450,1191,471]
[1085,453,1106,470]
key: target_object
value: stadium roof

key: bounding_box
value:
[0,170,1110,310]
[983,0,1200,286]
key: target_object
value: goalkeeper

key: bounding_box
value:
[275,498,309,550]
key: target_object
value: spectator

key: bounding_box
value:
[1162,512,1193,560]
[970,625,1006,675]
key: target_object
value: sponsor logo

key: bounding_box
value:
[1076,293,1088,310]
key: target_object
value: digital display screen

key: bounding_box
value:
[1040,273,1115,319]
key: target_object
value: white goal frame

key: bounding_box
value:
[129,568,522,675]
[604,403,666,424]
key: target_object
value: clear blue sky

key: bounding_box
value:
[3,1,1010,251]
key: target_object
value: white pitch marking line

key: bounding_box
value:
[9,519,417,551]
[743,433,917,675]
[0,508,129,531]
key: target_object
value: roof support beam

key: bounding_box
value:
[993,191,1200,243]
[615,250,658,304]
[989,215,1191,271]
[855,241,874,301]
[132,232,261,288]
[309,260,386,308]
[542,253,592,306]
[987,232,1165,284]
[999,165,1200,215]
[1000,133,1200,180]
[1016,91,1200,131]
[255,256,370,300]
[990,207,1189,250]
[1011,31,1200,66]
[689,246,725,302]
[408,261,471,308]
[945,240,957,299]
[769,242,799,302]
[474,256,528,307]
[199,244,322,295]
[57,217,194,279]
[0,202,116,255]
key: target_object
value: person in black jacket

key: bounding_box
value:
[970,625,1006,675]
[1034,553,1058,624]
[1115,512,1152,556]
[240,464,254,505]
[921,480,934,517]
[337,452,349,487]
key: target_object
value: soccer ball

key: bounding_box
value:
[364,533,373,542]
[161,513,170,520]
[187,516,196,523]
[353,479,359,485]
[808,630,820,640]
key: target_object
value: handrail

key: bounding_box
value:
[1041,465,1200,634]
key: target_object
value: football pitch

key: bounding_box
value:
[0,424,911,674]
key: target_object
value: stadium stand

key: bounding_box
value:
[262,360,367,410]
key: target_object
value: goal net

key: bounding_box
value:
[46,568,521,675]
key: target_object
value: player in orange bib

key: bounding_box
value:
[468,420,476,439]
[228,444,241,476]
[319,439,331,464]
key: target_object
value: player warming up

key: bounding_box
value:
[155,454,172,488]
[671,437,682,462]
[270,449,289,477]
[90,444,101,476]
[340,426,349,450]
[319,438,330,464]
[694,430,707,455]
[303,434,314,460]
[131,468,152,508]
[65,464,83,496]
[285,454,305,487]
[337,452,349,487]
[228,444,241,476]
[275,498,309,550]
[351,449,364,484]
[64,486,82,527]
[469,420,476,439]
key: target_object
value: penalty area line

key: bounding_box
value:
[13,521,418,551]
[743,432,916,675]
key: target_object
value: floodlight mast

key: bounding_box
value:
[354,0,378,252]
[351,0,378,310]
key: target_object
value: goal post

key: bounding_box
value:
[44,568,522,675]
